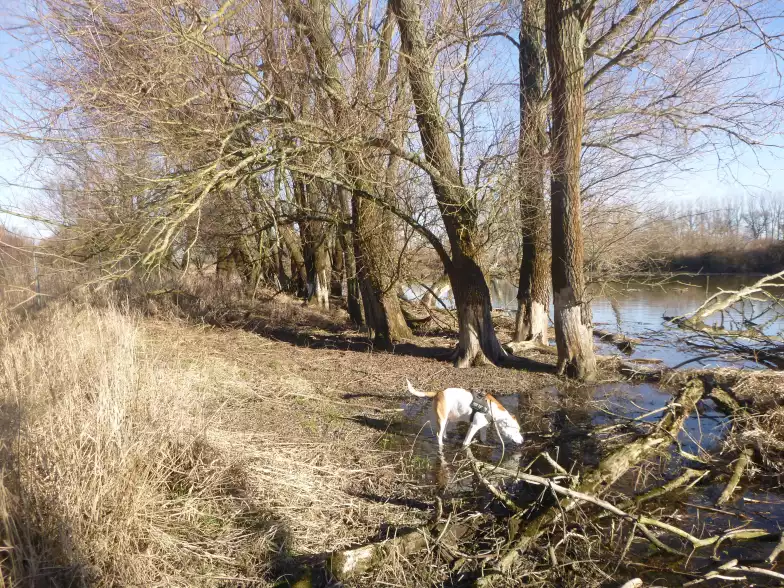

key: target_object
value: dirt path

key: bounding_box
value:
[138,310,563,581]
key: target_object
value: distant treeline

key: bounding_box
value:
[644,194,784,274]
[663,240,784,274]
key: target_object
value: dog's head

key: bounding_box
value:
[498,416,524,445]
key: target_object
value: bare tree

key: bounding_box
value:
[514,0,550,345]
[284,0,411,344]
[391,0,506,366]
[546,0,597,380]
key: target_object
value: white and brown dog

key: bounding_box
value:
[406,379,524,449]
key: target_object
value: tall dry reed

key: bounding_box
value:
[0,304,273,586]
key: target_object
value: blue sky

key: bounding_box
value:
[0,1,783,238]
[0,1,44,236]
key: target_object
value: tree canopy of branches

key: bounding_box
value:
[2,0,783,377]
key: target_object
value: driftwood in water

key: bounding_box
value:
[717,446,754,505]
[673,270,784,325]
[494,378,705,572]
[593,329,640,353]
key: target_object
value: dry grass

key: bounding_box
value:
[0,304,280,586]
[724,371,784,477]
[0,300,439,586]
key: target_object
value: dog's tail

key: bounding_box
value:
[406,379,436,398]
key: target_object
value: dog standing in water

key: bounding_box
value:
[406,379,524,449]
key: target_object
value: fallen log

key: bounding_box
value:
[493,378,706,574]
[328,521,470,581]
[329,528,427,580]
[503,340,557,356]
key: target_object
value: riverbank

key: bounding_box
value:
[1,294,782,586]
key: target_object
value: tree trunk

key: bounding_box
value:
[352,190,412,346]
[293,177,330,309]
[280,225,308,299]
[285,0,410,333]
[215,245,234,285]
[515,0,550,346]
[391,0,504,366]
[545,0,597,380]
[339,223,363,325]
[330,230,344,296]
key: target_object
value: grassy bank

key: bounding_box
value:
[0,298,562,586]
[0,304,275,585]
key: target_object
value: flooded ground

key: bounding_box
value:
[388,379,784,585]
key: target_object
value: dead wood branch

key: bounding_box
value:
[474,459,770,554]
[716,446,754,505]
[503,340,558,356]
[672,270,784,326]
[767,533,784,564]
[467,450,523,514]
[685,559,784,585]
[627,468,706,509]
[328,521,470,581]
[493,378,705,573]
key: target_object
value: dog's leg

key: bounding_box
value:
[437,416,448,451]
[479,426,488,444]
[462,419,485,447]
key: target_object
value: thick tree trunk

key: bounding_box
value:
[281,227,308,298]
[391,0,504,366]
[449,256,504,367]
[292,177,330,309]
[545,0,597,380]
[304,244,330,309]
[515,0,550,346]
[352,190,412,346]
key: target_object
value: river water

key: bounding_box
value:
[413,274,784,368]
[392,275,784,582]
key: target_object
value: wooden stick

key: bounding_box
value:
[467,448,522,513]
[716,447,753,505]
[766,532,784,564]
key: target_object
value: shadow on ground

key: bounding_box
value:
[154,288,556,373]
